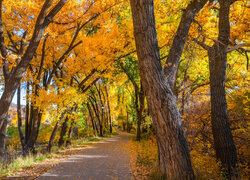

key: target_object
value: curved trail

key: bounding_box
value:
[38,132,133,180]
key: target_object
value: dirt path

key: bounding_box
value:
[38,132,134,180]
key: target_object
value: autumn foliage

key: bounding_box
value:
[0,0,249,179]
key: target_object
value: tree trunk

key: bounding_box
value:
[66,119,75,146]
[164,0,208,90]
[87,103,98,135]
[105,86,112,134]
[25,82,30,144]
[0,118,7,156]
[47,121,59,152]
[129,0,194,178]
[17,85,25,150]
[90,96,103,136]
[58,116,69,147]
[207,1,239,177]
[208,46,239,178]
[23,107,42,155]
[126,108,130,133]
[137,85,145,141]
[134,84,141,141]
[47,110,67,152]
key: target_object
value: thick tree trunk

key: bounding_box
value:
[208,45,239,178]
[129,0,194,178]
[208,1,238,177]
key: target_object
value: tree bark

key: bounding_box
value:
[23,107,42,155]
[66,119,75,146]
[194,0,239,177]
[58,117,69,147]
[164,0,208,90]
[0,118,7,156]
[17,85,25,150]
[136,84,144,141]
[105,86,112,134]
[129,0,194,178]
[87,102,98,135]
[47,110,67,152]
[90,94,103,136]
[208,0,239,177]
[58,106,76,147]
[25,82,30,144]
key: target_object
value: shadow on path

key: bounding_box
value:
[38,132,133,180]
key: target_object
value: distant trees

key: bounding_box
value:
[87,82,113,137]
[119,58,145,141]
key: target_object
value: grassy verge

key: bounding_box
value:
[0,133,117,179]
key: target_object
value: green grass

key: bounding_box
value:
[0,154,43,176]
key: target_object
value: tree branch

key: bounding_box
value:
[0,0,10,81]
[227,43,250,53]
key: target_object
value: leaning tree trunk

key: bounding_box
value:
[105,86,112,134]
[47,110,67,152]
[208,1,239,177]
[66,119,75,146]
[58,116,69,147]
[129,0,195,179]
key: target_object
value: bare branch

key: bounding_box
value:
[227,43,250,53]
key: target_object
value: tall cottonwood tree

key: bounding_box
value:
[0,0,68,155]
[129,0,209,178]
[195,0,240,177]
[129,0,195,178]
